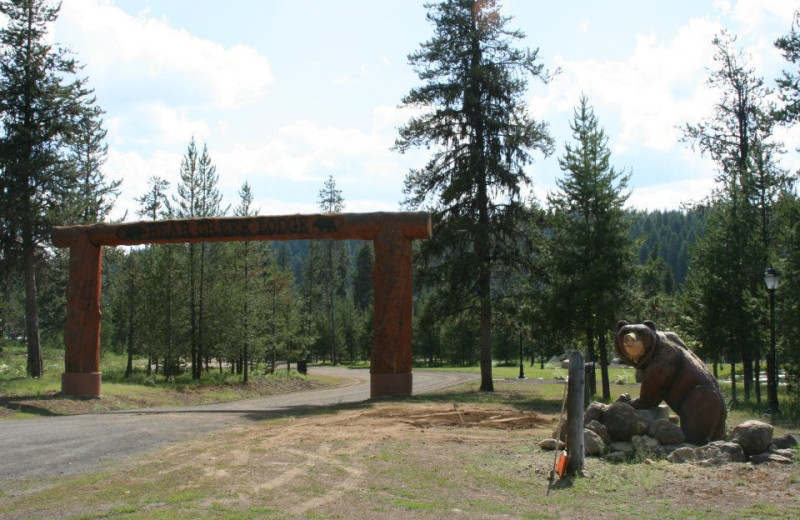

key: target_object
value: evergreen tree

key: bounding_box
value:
[546,95,634,400]
[775,11,800,126]
[395,0,554,391]
[231,181,257,382]
[682,31,787,402]
[0,0,108,376]
[317,174,347,365]
[173,139,223,378]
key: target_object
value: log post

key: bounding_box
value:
[566,351,585,475]
[370,221,413,398]
[61,231,103,397]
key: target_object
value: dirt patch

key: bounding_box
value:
[3,402,798,520]
[364,404,553,430]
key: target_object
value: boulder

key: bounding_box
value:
[729,420,773,456]
[584,401,607,424]
[605,451,628,463]
[604,402,650,442]
[631,435,660,459]
[649,418,685,445]
[610,441,635,457]
[708,441,747,463]
[772,433,799,450]
[750,452,793,465]
[694,444,723,462]
[635,404,670,425]
[668,447,697,464]
[538,438,565,451]
[586,420,612,447]
[584,429,607,456]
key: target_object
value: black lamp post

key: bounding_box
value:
[764,267,780,415]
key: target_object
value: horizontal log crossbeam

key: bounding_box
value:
[53,212,432,248]
[52,212,432,399]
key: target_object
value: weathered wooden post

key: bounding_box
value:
[61,231,103,397]
[371,221,413,397]
[566,350,585,475]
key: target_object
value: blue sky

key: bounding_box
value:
[47,0,799,219]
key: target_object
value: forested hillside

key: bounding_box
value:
[630,209,706,286]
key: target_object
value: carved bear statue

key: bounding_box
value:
[614,320,726,445]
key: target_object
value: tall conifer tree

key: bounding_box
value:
[395,0,553,390]
[0,0,108,376]
[547,95,633,400]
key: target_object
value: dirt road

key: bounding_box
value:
[0,367,477,489]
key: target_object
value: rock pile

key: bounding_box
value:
[540,399,798,466]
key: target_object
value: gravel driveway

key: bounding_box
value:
[0,367,477,490]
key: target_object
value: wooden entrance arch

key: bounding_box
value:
[52,212,431,399]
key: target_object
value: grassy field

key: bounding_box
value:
[0,342,337,419]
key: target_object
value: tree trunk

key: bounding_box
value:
[754,352,761,404]
[23,224,42,378]
[598,331,611,401]
[730,358,737,402]
[125,259,135,379]
[198,243,206,376]
[742,347,752,402]
[585,327,596,397]
[189,242,198,379]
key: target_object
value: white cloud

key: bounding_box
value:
[532,17,721,153]
[108,103,210,147]
[56,0,274,110]
[105,148,183,220]
[729,0,797,31]
[626,178,717,211]
[577,20,590,33]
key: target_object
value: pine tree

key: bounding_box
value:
[775,11,800,126]
[395,0,554,391]
[317,174,347,365]
[0,0,108,376]
[546,95,634,400]
[682,31,787,402]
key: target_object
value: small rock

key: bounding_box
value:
[729,420,774,456]
[586,420,612,447]
[771,448,796,460]
[584,401,608,424]
[616,393,632,404]
[668,447,697,464]
[538,438,565,451]
[584,429,607,456]
[772,433,799,450]
[605,451,628,463]
[750,452,792,465]
[696,453,730,466]
[649,418,685,445]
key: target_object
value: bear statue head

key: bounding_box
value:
[614,320,658,367]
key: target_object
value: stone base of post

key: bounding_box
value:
[62,372,102,398]
[370,372,412,398]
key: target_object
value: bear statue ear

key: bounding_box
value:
[644,320,657,332]
[615,320,629,332]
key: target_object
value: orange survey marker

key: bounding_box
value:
[555,450,569,478]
